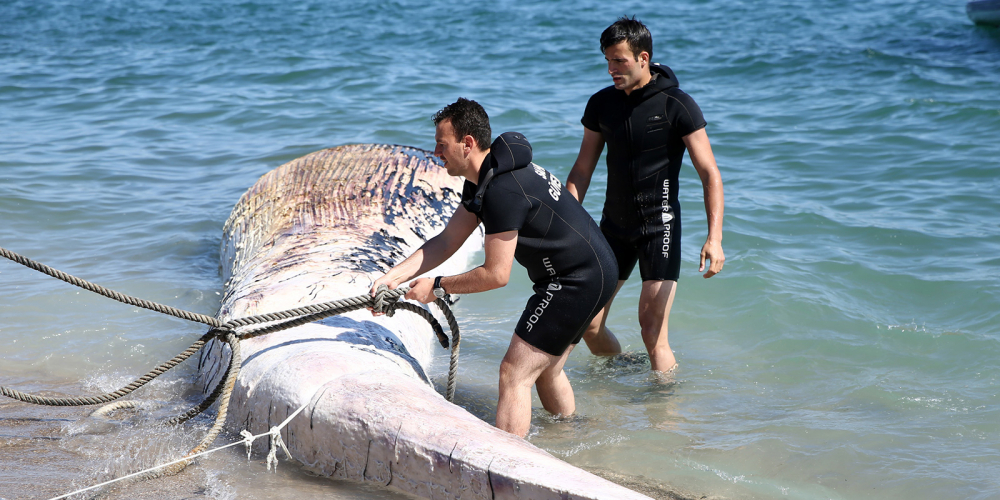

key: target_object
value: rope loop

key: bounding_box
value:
[434,298,462,402]
[373,284,398,317]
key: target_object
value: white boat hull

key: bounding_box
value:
[968,0,1000,25]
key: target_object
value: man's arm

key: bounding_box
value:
[683,128,725,278]
[371,205,480,294]
[405,230,517,303]
[565,128,605,203]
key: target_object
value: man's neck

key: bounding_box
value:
[465,148,490,184]
[624,70,653,96]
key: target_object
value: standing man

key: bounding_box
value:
[566,17,725,373]
[372,98,617,437]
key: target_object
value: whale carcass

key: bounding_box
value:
[195,144,652,499]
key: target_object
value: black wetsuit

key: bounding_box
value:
[461,132,618,356]
[581,63,707,282]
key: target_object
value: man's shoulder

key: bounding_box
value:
[650,86,707,134]
[592,84,618,96]
[583,85,625,130]
[493,164,563,202]
[460,179,477,204]
[482,170,529,202]
[589,85,622,102]
[658,86,700,107]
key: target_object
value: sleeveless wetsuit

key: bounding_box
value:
[581,63,706,282]
[461,132,618,356]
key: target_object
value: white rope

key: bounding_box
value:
[266,425,291,472]
[46,437,252,500]
[240,429,255,460]
[264,392,313,472]
[47,387,323,500]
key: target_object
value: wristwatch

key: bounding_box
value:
[433,276,448,300]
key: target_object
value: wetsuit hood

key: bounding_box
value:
[464,131,533,214]
[478,131,533,182]
[631,63,679,101]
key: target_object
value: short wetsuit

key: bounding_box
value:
[462,132,618,356]
[581,63,706,282]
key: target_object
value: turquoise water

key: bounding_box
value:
[2,1,999,499]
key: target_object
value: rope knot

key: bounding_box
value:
[372,285,398,317]
[240,429,255,461]
[266,425,290,472]
[210,325,236,340]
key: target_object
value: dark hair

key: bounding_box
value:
[433,98,491,151]
[600,16,653,61]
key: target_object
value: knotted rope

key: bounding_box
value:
[0,245,462,480]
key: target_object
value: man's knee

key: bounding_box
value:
[498,357,520,387]
[638,280,676,328]
[581,317,603,340]
[534,367,561,390]
[499,352,542,390]
[638,304,666,330]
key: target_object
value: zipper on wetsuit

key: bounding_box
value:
[625,104,644,237]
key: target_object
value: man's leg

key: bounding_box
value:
[638,280,678,372]
[535,344,576,416]
[581,279,626,355]
[496,334,570,437]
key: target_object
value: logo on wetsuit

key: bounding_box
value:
[525,257,561,332]
[661,179,673,258]
[532,163,561,201]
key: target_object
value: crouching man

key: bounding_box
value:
[371,98,618,437]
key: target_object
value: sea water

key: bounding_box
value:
[1,1,999,499]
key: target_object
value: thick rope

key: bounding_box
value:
[0,246,222,327]
[0,332,214,407]
[436,298,461,401]
[165,347,235,426]
[90,400,140,419]
[226,287,407,329]
[0,245,461,406]
[175,333,243,468]
[0,246,463,493]
[1,245,460,407]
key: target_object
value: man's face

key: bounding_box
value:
[434,119,466,177]
[605,41,648,94]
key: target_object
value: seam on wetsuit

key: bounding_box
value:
[524,194,555,243]
[662,90,707,135]
[509,170,545,228]
[531,202,609,319]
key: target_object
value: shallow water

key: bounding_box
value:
[2,0,999,499]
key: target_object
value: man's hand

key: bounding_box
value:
[370,274,399,296]
[405,277,436,304]
[699,240,725,278]
[369,274,400,316]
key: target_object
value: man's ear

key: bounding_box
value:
[640,51,650,66]
[463,134,476,153]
